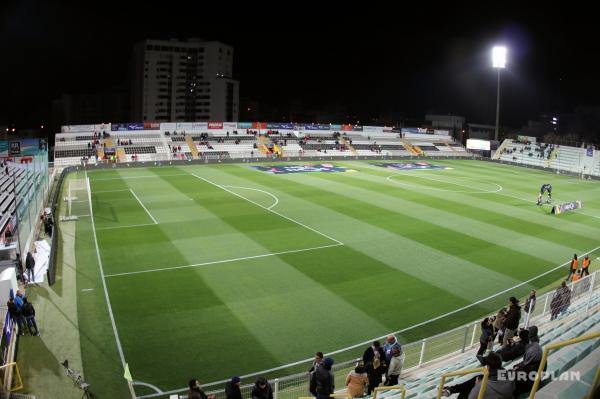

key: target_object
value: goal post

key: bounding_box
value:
[61,178,87,221]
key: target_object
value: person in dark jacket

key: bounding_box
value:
[25,252,35,284]
[442,352,515,399]
[6,297,26,335]
[225,376,242,399]
[512,330,544,395]
[550,282,571,320]
[363,341,386,394]
[188,379,208,399]
[252,377,273,399]
[308,352,324,374]
[476,317,496,360]
[310,358,334,399]
[495,328,528,363]
[502,297,521,345]
[21,297,39,336]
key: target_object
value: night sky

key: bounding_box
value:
[2,1,599,130]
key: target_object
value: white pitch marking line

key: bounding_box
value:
[190,173,344,245]
[81,288,94,292]
[104,243,343,278]
[96,223,156,231]
[221,185,280,210]
[384,170,600,219]
[129,189,158,224]
[132,381,163,394]
[84,170,128,372]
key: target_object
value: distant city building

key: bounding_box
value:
[467,123,495,140]
[131,38,239,122]
[425,114,465,131]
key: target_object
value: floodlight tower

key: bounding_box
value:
[492,46,507,141]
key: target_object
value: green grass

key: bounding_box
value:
[61,159,600,397]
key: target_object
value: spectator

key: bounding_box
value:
[495,328,528,363]
[503,297,521,345]
[25,251,35,284]
[550,282,571,320]
[476,317,496,360]
[581,255,590,277]
[493,308,507,345]
[345,365,368,397]
[385,347,402,386]
[252,377,273,399]
[442,352,514,399]
[566,254,579,281]
[188,379,208,399]
[523,290,536,327]
[383,335,402,363]
[225,376,242,399]
[7,297,26,335]
[310,358,334,399]
[362,341,386,394]
[308,352,324,374]
[22,297,39,336]
[512,328,544,395]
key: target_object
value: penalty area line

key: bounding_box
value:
[104,243,343,278]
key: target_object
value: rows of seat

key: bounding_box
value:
[54,130,471,165]
[380,289,600,399]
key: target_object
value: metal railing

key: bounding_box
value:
[373,385,406,399]
[529,331,600,399]
[436,367,489,399]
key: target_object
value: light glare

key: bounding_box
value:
[492,46,507,68]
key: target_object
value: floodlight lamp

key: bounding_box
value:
[492,46,507,68]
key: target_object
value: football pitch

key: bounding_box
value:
[64,159,600,397]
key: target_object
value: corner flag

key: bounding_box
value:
[124,363,133,382]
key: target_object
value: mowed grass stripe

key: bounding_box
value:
[347,161,600,236]
[207,165,526,292]
[94,172,331,275]
[311,174,591,265]
[329,166,600,252]
[435,160,600,210]
[224,165,552,280]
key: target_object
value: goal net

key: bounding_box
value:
[61,178,88,221]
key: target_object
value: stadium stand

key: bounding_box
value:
[496,139,600,178]
[53,123,471,166]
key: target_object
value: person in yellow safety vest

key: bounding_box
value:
[566,254,578,281]
[571,272,581,283]
[581,255,591,277]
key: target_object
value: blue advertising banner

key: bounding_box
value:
[127,123,145,131]
[330,124,342,130]
[238,122,253,129]
[352,125,363,131]
[304,124,330,130]
[266,123,295,129]
[371,162,451,171]
[111,123,128,131]
[250,164,356,174]
[401,127,421,134]
[552,200,583,214]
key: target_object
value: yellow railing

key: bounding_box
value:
[0,362,23,392]
[436,367,489,399]
[529,331,600,399]
[373,385,406,399]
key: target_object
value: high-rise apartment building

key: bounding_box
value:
[131,38,239,122]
